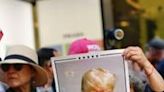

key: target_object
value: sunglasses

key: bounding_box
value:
[0,64,24,72]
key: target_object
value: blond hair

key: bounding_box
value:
[81,68,116,92]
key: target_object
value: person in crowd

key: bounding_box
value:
[0,45,48,92]
[81,68,116,92]
[68,38,101,55]
[123,46,164,92]
[144,38,164,92]
[37,47,59,92]
[145,38,164,67]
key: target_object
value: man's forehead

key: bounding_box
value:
[150,47,163,53]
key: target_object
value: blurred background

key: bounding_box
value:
[0,0,164,56]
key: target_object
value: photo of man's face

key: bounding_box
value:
[81,68,116,92]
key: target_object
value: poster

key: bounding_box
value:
[51,49,130,92]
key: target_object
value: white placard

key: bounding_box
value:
[51,49,130,92]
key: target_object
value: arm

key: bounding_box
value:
[123,46,164,91]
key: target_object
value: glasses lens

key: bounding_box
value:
[1,64,23,72]
[1,64,10,72]
[14,64,23,71]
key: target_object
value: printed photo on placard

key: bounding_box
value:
[51,49,130,92]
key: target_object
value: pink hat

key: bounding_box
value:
[68,38,101,55]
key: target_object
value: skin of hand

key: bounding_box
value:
[123,46,149,68]
[123,46,164,91]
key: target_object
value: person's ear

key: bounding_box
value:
[45,62,52,72]
[45,62,51,68]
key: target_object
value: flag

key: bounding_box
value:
[0,29,3,41]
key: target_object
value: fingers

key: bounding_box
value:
[123,46,148,67]
[125,49,138,60]
[123,46,141,60]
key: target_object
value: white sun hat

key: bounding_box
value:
[0,45,48,87]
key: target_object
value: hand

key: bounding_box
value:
[123,46,149,68]
[123,46,155,77]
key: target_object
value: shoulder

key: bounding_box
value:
[157,60,164,78]
[6,88,15,92]
[157,60,164,68]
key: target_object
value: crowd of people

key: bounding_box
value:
[0,35,164,92]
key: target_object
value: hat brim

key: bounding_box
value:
[0,59,48,87]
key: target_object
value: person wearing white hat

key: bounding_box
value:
[0,45,48,92]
